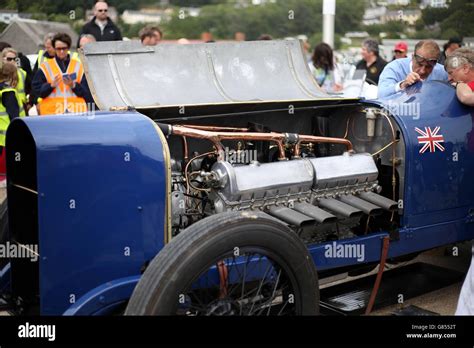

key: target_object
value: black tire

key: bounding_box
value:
[125,211,319,316]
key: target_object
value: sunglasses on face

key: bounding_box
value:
[5,57,17,61]
[97,9,108,12]
[394,50,404,54]
[413,53,437,68]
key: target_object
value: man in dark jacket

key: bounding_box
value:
[356,39,387,85]
[79,1,122,44]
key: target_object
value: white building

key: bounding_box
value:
[464,37,474,48]
[0,10,19,24]
[252,0,277,4]
[384,9,422,25]
[379,0,410,5]
[363,7,387,26]
[345,31,370,39]
[121,8,196,25]
[421,0,449,8]
[122,10,166,24]
[181,7,201,17]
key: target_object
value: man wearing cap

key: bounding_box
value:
[393,41,408,60]
[378,39,448,98]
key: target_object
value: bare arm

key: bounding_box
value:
[456,83,474,107]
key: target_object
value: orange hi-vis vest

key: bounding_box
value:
[38,56,87,115]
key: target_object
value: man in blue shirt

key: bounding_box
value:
[378,40,448,98]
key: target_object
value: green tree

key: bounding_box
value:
[364,20,405,39]
[162,0,365,40]
[2,0,17,10]
[336,1,365,34]
[418,0,474,39]
[440,10,474,38]
[421,7,449,25]
[8,0,368,41]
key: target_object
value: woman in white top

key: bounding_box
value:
[310,43,344,93]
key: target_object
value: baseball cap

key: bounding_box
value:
[394,41,408,52]
[447,37,463,46]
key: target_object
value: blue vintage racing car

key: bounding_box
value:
[0,40,472,316]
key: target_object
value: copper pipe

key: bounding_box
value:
[172,126,225,157]
[276,140,286,160]
[343,115,352,139]
[181,125,249,132]
[298,135,353,151]
[171,125,353,161]
[181,136,189,163]
[294,134,353,157]
[172,125,287,160]
[184,151,216,195]
[293,143,301,158]
[375,110,398,222]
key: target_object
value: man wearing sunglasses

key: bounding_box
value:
[79,1,122,44]
[378,40,448,98]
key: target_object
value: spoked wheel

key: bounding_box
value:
[178,249,302,316]
[126,212,319,316]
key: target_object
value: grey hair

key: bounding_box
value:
[445,48,474,70]
[363,39,379,56]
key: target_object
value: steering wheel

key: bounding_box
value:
[365,77,378,86]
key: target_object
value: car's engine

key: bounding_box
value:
[162,119,398,244]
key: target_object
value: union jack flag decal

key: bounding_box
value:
[415,126,445,154]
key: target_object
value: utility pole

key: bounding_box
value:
[322,0,336,48]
